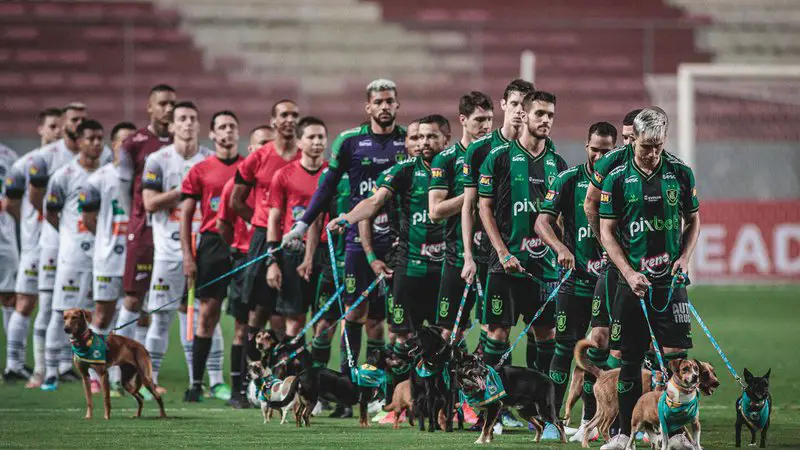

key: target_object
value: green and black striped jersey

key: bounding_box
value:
[599,155,699,286]
[429,142,466,268]
[540,163,605,296]
[377,156,445,276]
[478,140,567,281]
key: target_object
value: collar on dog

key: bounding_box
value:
[658,390,699,433]
[70,330,108,365]
[459,366,506,407]
[738,392,770,429]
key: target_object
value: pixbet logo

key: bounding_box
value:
[577,225,593,242]
[412,210,429,226]
[358,179,376,196]
[513,199,537,216]
[520,236,548,258]
[640,252,670,276]
[629,215,681,236]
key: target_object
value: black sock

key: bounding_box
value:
[582,372,597,421]
[483,337,509,367]
[526,335,538,369]
[311,336,332,368]
[392,341,411,374]
[618,358,643,436]
[240,343,248,394]
[549,340,574,414]
[366,338,385,359]
[536,338,556,372]
[231,344,243,393]
[340,321,362,374]
[191,336,212,389]
[245,326,261,361]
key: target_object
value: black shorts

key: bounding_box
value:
[590,267,619,329]
[196,232,232,300]
[227,249,249,322]
[389,269,441,333]
[275,248,316,316]
[435,264,477,331]
[344,250,387,321]
[482,272,556,329]
[241,226,278,314]
[555,292,593,344]
[313,250,344,322]
[610,283,693,356]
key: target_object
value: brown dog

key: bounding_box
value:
[382,379,415,429]
[63,308,166,420]
[563,365,585,424]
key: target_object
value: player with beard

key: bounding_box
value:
[282,81,406,418]
[232,100,300,363]
[41,119,104,392]
[181,111,242,402]
[3,107,63,384]
[429,92,493,344]
[115,85,176,358]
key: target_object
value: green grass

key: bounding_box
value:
[2,286,799,448]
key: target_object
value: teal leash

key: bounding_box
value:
[326,228,354,369]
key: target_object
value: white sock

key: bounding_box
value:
[59,344,73,374]
[5,312,30,372]
[115,306,138,341]
[145,310,176,386]
[208,323,224,387]
[45,310,66,381]
[2,305,13,333]
[178,311,194,385]
[33,291,53,375]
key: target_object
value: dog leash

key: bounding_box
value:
[497,268,572,367]
[449,281,473,346]
[639,285,668,382]
[687,299,747,389]
[111,243,285,332]
[326,228,354,369]
[289,284,345,347]
[323,273,385,336]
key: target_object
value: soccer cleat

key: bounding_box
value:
[500,410,525,428]
[110,381,126,398]
[668,434,693,450]
[183,385,204,403]
[377,410,396,424]
[3,368,32,383]
[311,400,323,416]
[58,369,81,382]
[569,421,600,443]
[139,387,154,401]
[367,400,384,414]
[372,410,389,423]
[493,422,503,435]
[227,392,250,409]
[90,379,102,394]
[462,404,479,425]
[468,411,485,431]
[540,423,562,440]
[25,373,44,389]
[40,377,59,392]
[600,434,630,450]
[155,385,168,395]
[329,404,349,418]
[210,383,232,401]
[564,424,579,436]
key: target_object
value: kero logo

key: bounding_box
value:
[640,252,670,276]
[629,215,681,236]
[520,236,548,258]
[412,210,429,226]
[513,199,536,216]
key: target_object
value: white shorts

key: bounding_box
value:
[14,252,39,295]
[93,275,123,302]
[147,259,184,312]
[52,263,93,311]
[0,246,18,293]
[38,247,59,291]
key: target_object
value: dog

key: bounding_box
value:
[62,308,166,420]
[382,379,415,429]
[247,360,298,425]
[563,365,585,424]
[627,359,702,450]
[254,329,280,367]
[456,352,565,444]
[736,368,772,448]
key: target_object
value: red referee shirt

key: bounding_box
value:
[235,142,301,229]
[181,155,242,234]
[267,159,328,241]
[217,177,253,253]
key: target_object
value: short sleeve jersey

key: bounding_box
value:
[29,139,80,250]
[0,144,19,254]
[478,140,568,280]
[5,150,45,254]
[539,163,606,296]
[377,156,445,276]
[142,145,212,261]
[181,155,242,234]
[235,141,301,229]
[599,154,699,286]
[267,160,328,241]
[45,159,96,267]
[217,177,253,253]
[118,128,172,238]
[80,163,128,277]
[429,141,467,268]
[318,169,350,263]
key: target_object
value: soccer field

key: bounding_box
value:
[1,286,798,449]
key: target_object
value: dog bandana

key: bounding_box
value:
[658,390,699,433]
[414,360,451,389]
[70,331,108,365]
[351,364,387,397]
[256,376,281,402]
[459,366,506,407]
[738,392,770,429]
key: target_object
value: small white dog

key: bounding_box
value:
[247,360,297,424]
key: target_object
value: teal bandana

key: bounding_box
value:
[658,390,699,433]
[739,392,770,429]
[256,375,280,402]
[70,331,108,365]
[459,366,506,407]
[351,364,387,397]
[414,360,450,389]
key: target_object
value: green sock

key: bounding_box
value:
[588,347,611,370]
[607,353,621,369]
[482,337,509,366]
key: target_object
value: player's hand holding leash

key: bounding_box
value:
[671,257,690,283]
[368,257,393,279]
[555,245,576,270]
[326,215,349,233]
[501,253,523,274]
[282,220,309,248]
[266,261,282,290]
[461,255,477,284]
[183,253,197,279]
[625,271,651,298]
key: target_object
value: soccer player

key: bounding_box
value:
[180,110,242,402]
[534,122,617,432]
[460,79,534,355]
[0,142,19,335]
[42,119,104,391]
[405,119,421,157]
[620,109,641,146]
[231,100,300,359]
[265,116,328,350]
[597,107,699,450]
[3,108,64,386]
[142,101,213,390]
[477,91,566,369]
[116,85,176,351]
[429,92,493,344]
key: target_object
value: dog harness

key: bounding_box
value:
[657,389,699,434]
[459,366,506,407]
[70,330,108,365]
[351,363,387,397]
[738,392,770,429]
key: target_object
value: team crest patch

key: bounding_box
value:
[549,370,568,385]
[666,188,679,206]
[439,298,449,318]
[345,275,356,294]
[592,296,601,316]
[392,305,404,324]
[318,293,328,309]
[556,313,567,332]
[547,175,555,186]
[395,153,406,163]
[610,323,621,341]
[583,381,594,394]
[491,295,503,315]
[617,380,634,393]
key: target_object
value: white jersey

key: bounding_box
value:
[45,159,96,268]
[82,163,128,277]
[30,139,79,250]
[142,145,212,262]
[6,150,43,254]
[0,143,19,256]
